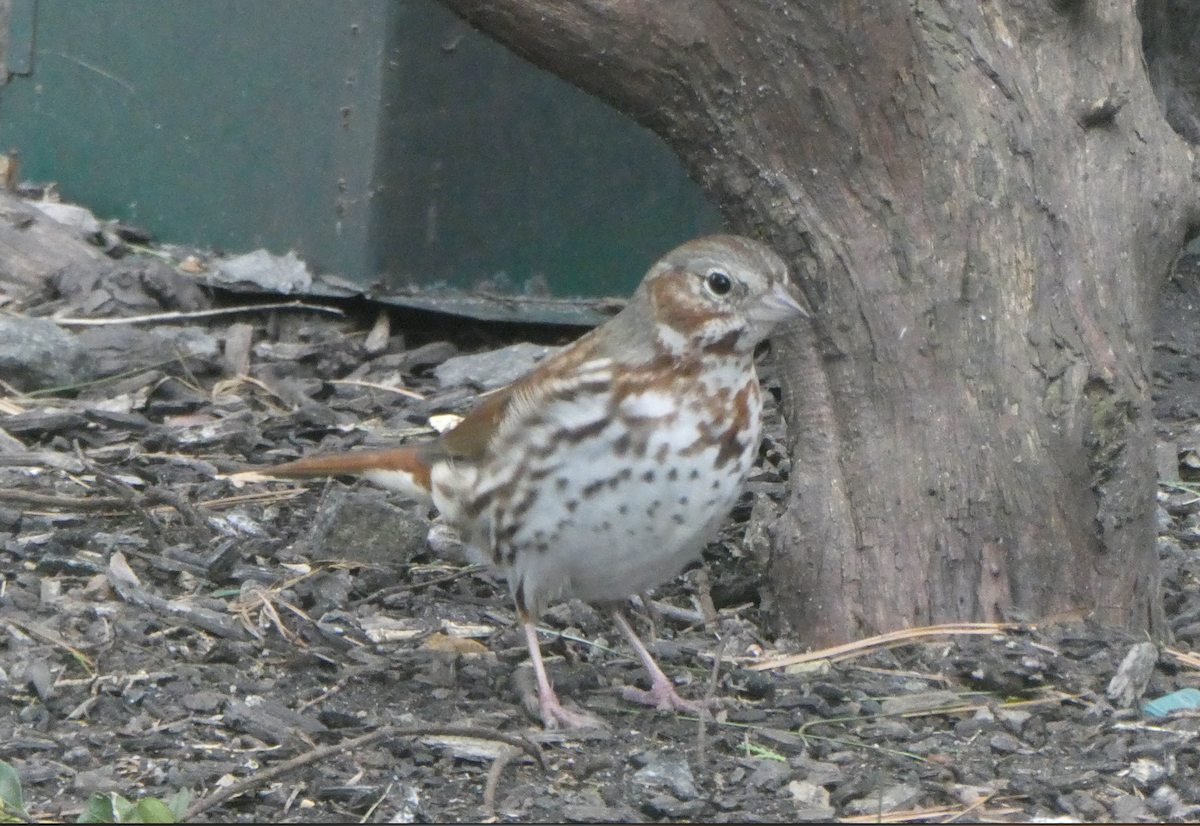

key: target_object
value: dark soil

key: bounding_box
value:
[3,240,1200,822]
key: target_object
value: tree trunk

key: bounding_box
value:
[436,0,1200,645]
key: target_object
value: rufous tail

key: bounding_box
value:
[270,447,433,503]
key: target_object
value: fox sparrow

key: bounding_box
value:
[271,235,807,728]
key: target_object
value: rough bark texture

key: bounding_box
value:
[437,0,1200,645]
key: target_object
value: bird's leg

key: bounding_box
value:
[611,607,710,716]
[521,617,606,730]
[638,591,662,639]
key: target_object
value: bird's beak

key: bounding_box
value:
[757,281,810,322]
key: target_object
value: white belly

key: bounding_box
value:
[476,381,761,614]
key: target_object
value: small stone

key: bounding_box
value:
[631,751,698,800]
[859,718,913,740]
[787,779,834,821]
[1128,757,1166,788]
[542,600,603,634]
[745,758,793,790]
[1106,642,1159,707]
[642,795,704,819]
[782,694,832,717]
[1157,507,1174,531]
[182,690,227,713]
[989,732,1023,754]
[1109,792,1151,822]
[997,708,1031,730]
[0,315,85,391]
[727,707,769,723]
[810,682,846,703]
[73,325,219,381]
[951,783,995,806]
[740,672,776,701]
[426,520,468,564]
[788,756,842,787]
[73,768,122,796]
[561,803,637,823]
[307,488,429,565]
[756,727,807,756]
[218,249,312,293]
[1148,784,1200,819]
[30,201,102,234]
[396,340,459,370]
[434,343,560,391]
[954,715,993,739]
[1065,790,1107,821]
[22,659,53,701]
[845,783,921,816]
[880,690,959,715]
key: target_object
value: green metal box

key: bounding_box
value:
[0,0,721,323]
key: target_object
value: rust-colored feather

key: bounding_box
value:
[439,328,618,460]
[440,385,517,460]
[271,446,434,499]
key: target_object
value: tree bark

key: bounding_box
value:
[437,0,1200,645]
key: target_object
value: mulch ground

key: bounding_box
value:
[3,205,1200,822]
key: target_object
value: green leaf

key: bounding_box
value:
[165,789,191,820]
[112,794,137,823]
[78,793,116,823]
[0,761,25,815]
[134,798,176,823]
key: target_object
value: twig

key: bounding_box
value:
[1,617,95,673]
[749,622,1024,671]
[218,374,291,409]
[107,561,248,640]
[482,747,521,820]
[696,636,727,767]
[694,568,718,632]
[360,781,393,823]
[250,587,300,644]
[631,596,704,627]
[51,300,345,327]
[141,487,214,541]
[328,378,425,400]
[295,677,350,713]
[88,463,212,544]
[182,724,544,821]
[850,664,954,686]
[627,597,754,629]
[21,357,196,398]
[836,804,1022,823]
[54,669,173,689]
[0,489,126,511]
[95,472,166,553]
[1165,647,1200,670]
[535,628,618,654]
[349,565,486,608]
[942,788,997,823]
[0,484,304,520]
[201,489,306,509]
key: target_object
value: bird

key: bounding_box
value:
[270,235,808,729]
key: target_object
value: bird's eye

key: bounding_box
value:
[705,271,732,296]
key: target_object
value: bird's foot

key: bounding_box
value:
[620,678,713,718]
[519,621,608,730]
[539,693,609,730]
